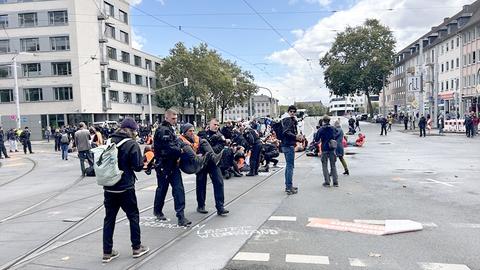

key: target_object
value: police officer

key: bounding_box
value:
[153,109,191,226]
[244,127,261,177]
[19,127,33,154]
[196,118,229,216]
[0,126,10,159]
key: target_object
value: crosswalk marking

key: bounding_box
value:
[418,263,471,270]
[268,216,297,221]
[349,258,367,267]
[233,252,270,262]
[285,254,329,265]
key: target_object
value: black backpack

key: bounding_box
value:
[271,120,284,140]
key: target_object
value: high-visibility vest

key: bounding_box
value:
[179,134,200,153]
[143,151,155,169]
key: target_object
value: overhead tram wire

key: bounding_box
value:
[129,5,296,91]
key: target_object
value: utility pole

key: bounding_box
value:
[146,64,153,125]
[382,74,387,116]
[419,41,425,116]
[12,57,21,129]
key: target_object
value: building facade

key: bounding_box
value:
[0,0,184,139]
[221,94,279,121]
[328,94,378,116]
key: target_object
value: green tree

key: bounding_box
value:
[320,19,396,116]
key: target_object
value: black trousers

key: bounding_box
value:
[0,143,8,158]
[154,167,186,218]
[249,143,262,174]
[23,140,32,154]
[196,162,225,211]
[54,139,61,151]
[420,127,426,137]
[103,189,141,254]
[380,125,387,135]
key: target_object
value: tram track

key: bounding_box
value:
[0,157,37,188]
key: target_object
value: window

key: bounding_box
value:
[474,51,476,64]
[52,62,71,76]
[119,31,129,44]
[122,71,130,83]
[48,10,68,25]
[135,74,142,85]
[54,87,73,100]
[446,44,449,52]
[446,81,448,89]
[0,15,8,28]
[119,9,128,24]
[19,13,37,27]
[457,37,460,47]
[145,59,152,70]
[0,39,9,53]
[22,63,41,77]
[441,64,444,72]
[109,90,118,102]
[451,40,454,49]
[20,38,40,52]
[0,65,10,78]
[24,88,43,101]
[105,2,114,17]
[107,46,116,59]
[123,92,132,103]
[108,68,118,81]
[106,25,115,38]
[451,60,454,69]
[134,55,141,67]
[50,36,70,51]
[121,51,130,63]
[446,62,449,71]
[0,89,13,103]
[136,93,143,104]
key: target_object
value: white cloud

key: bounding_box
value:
[307,0,332,7]
[259,0,472,105]
[132,28,147,50]
[127,0,143,5]
[157,0,166,5]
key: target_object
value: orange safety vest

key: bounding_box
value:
[143,151,155,169]
[179,134,200,153]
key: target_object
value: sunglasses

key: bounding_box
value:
[289,111,296,113]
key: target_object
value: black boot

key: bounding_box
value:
[232,170,243,177]
[196,207,208,214]
[343,170,349,175]
[178,216,192,227]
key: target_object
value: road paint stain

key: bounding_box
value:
[349,258,367,267]
[136,217,187,229]
[307,218,423,235]
[418,262,472,270]
[450,223,480,229]
[196,225,278,239]
[268,216,297,221]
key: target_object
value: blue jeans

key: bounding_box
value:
[61,143,69,160]
[281,146,295,189]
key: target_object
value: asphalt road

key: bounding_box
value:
[0,118,478,270]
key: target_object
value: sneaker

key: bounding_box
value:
[102,250,119,263]
[286,189,298,195]
[333,183,339,187]
[284,187,298,192]
[322,183,330,188]
[343,170,349,175]
[155,213,167,221]
[196,207,208,214]
[132,245,149,258]
[217,209,230,216]
[178,217,192,227]
[245,172,255,177]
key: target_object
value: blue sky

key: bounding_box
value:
[128,0,472,105]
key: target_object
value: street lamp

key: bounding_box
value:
[476,68,480,115]
[10,52,37,129]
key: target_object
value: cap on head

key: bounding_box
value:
[288,105,297,112]
[181,123,194,135]
[120,117,138,131]
[323,115,331,123]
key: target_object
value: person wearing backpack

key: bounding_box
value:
[317,115,339,187]
[281,105,300,195]
[74,122,94,176]
[101,117,149,263]
[54,129,62,152]
[60,130,70,160]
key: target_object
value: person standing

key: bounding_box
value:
[60,130,70,160]
[418,115,427,137]
[387,114,393,131]
[244,126,262,177]
[281,105,300,195]
[404,114,409,130]
[44,127,51,143]
[380,116,388,136]
[19,127,33,154]
[317,116,339,187]
[438,114,445,135]
[102,118,149,263]
[196,119,229,216]
[334,121,348,175]
[74,122,93,176]
[153,109,191,226]
[7,128,18,153]
[0,126,10,159]
[355,118,361,131]
[472,112,479,136]
[54,129,62,151]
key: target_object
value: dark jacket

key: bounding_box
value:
[154,121,182,169]
[281,117,298,147]
[244,128,261,151]
[105,130,143,192]
[0,130,4,144]
[202,129,226,154]
[220,125,234,140]
[419,117,427,128]
[6,130,16,141]
[317,124,338,152]
[20,129,31,142]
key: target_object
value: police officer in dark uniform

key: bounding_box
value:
[153,109,191,226]
[196,118,229,216]
[244,126,261,176]
[20,127,33,154]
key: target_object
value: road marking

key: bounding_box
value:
[232,252,270,262]
[268,216,297,221]
[349,258,367,267]
[419,262,471,270]
[450,223,480,229]
[419,178,461,187]
[285,254,329,265]
[421,222,438,227]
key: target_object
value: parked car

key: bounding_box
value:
[356,114,368,121]
[373,114,383,123]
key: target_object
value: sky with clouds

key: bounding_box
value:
[127,0,473,105]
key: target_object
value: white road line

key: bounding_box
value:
[268,216,297,221]
[232,252,270,262]
[419,262,471,270]
[349,258,367,267]
[450,223,480,229]
[285,254,329,265]
[422,178,459,187]
[421,222,439,227]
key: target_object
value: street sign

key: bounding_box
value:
[407,76,421,92]
[9,115,16,121]
[21,116,27,123]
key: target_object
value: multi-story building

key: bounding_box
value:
[385,2,480,119]
[328,94,378,116]
[0,0,189,139]
[221,94,279,121]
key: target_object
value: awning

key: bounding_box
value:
[438,91,454,100]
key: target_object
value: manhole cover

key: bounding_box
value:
[379,142,393,145]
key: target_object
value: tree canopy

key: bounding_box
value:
[320,19,396,115]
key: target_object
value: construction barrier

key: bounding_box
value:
[444,119,466,133]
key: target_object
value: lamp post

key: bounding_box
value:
[476,68,480,115]
[10,52,36,129]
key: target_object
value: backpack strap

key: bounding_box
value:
[116,138,132,148]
